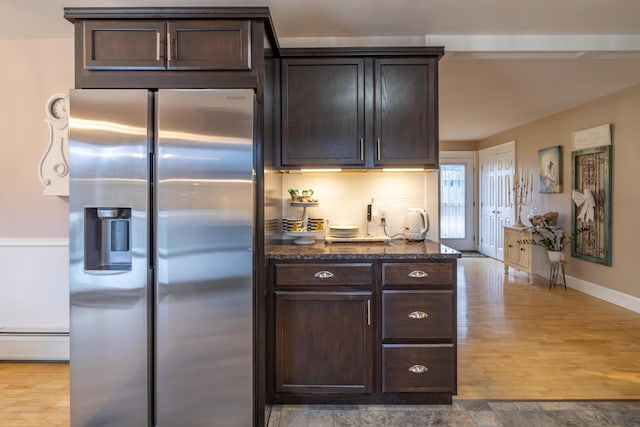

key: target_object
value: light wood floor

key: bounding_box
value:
[458,257,640,399]
[0,362,68,426]
[1,257,639,426]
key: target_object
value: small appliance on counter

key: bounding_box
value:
[404,208,429,241]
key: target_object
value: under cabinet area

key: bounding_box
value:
[277,48,443,169]
[267,248,458,405]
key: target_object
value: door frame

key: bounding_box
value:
[439,151,478,251]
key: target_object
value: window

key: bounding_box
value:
[440,164,466,239]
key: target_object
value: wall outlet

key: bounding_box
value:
[378,209,386,224]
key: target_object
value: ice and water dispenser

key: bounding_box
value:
[84,208,132,270]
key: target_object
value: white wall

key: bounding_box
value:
[281,171,439,240]
[0,38,74,359]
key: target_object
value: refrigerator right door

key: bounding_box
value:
[155,89,255,426]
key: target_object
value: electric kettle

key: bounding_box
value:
[404,208,429,241]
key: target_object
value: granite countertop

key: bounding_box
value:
[265,239,461,260]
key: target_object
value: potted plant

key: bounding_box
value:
[517,226,585,262]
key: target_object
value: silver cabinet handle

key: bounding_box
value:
[367,299,371,326]
[313,270,334,279]
[409,364,428,374]
[408,270,428,278]
[360,138,364,161]
[408,311,429,319]
[376,138,381,161]
[167,32,171,63]
[156,32,161,61]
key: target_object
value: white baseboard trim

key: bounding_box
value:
[0,238,70,361]
[0,237,69,247]
[0,334,69,361]
[566,274,640,313]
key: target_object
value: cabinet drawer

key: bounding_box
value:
[382,291,453,340]
[382,344,454,393]
[382,262,454,286]
[275,263,373,286]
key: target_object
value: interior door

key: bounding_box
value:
[478,142,515,260]
[439,152,476,251]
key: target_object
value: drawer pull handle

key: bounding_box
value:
[314,270,334,279]
[409,364,428,374]
[408,270,428,278]
[408,311,429,319]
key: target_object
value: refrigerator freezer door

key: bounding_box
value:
[155,89,255,426]
[69,89,151,427]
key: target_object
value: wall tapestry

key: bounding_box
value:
[571,144,612,266]
[538,145,562,193]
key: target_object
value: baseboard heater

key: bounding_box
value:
[0,328,69,361]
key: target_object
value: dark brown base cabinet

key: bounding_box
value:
[274,291,373,394]
[269,258,457,405]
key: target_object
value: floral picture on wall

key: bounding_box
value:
[538,145,562,193]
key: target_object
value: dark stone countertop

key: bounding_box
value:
[265,239,461,261]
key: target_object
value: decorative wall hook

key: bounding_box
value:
[39,93,69,196]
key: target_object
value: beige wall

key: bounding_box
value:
[440,140,478,151]
[478,83,640,298]
[0,39,74,238]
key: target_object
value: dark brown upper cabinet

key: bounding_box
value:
[64,7,280,89]
[374,58,438,167]
[83,20,250,71]
[277,48,443,169]
[281,58,365,167]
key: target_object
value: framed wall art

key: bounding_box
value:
[538,145,562,193]
[571,145,612,265]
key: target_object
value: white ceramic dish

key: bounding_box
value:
[284,230,325,245]
[329,225,359,238]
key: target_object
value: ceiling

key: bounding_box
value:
[3,0,640,140]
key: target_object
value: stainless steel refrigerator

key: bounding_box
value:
[69,89,255,426]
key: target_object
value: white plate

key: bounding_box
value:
[329,226,359,236]
[330,225,359,230]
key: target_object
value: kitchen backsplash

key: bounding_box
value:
[281,171,439,239]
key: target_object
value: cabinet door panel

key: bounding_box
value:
[281,59,365,166]
[275,291,373,394]
[375,58,438,167]
[168,20,250,70]
[83,21,166,70]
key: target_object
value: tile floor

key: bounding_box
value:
[268,400,640,426]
